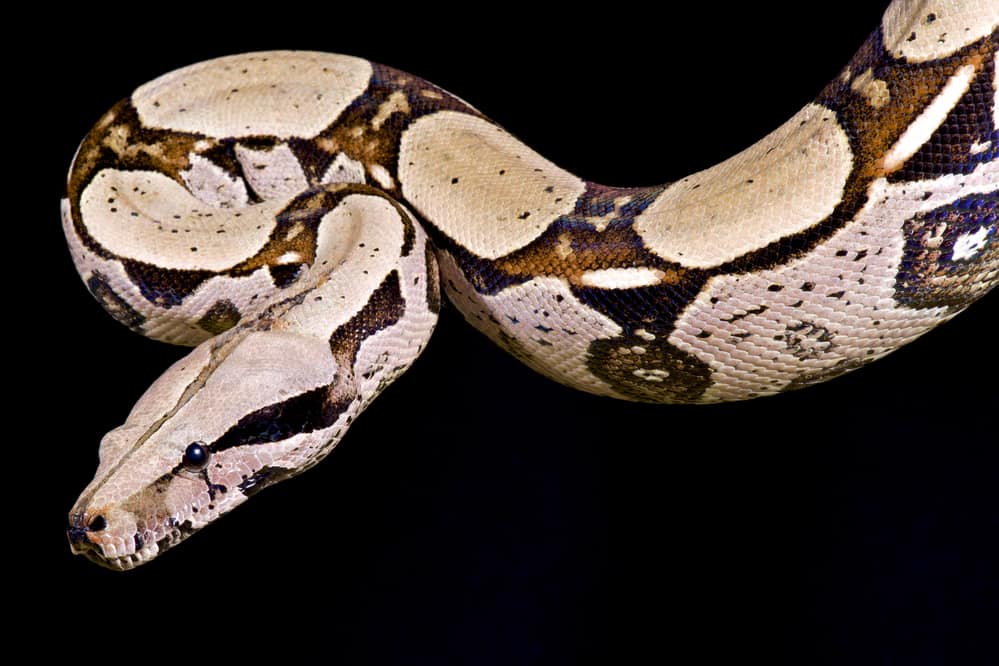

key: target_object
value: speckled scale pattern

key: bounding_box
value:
[62,0,998,569]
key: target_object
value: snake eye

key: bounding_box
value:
[183,442,210,470]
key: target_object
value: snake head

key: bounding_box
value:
[66,327,363,570]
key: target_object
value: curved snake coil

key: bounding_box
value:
[64,0,997,569]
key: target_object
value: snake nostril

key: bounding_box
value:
[88,515,107,532]
[67,525,90,547]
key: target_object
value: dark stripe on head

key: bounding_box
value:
[211,385,352,452]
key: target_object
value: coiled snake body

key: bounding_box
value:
[65,0,998,569]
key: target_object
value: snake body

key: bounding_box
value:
[65,0,998,569]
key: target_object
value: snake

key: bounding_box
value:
[63,0,997,570]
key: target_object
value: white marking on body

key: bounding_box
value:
[970,140,992,155]
[277,252,303,264]
[882,0,999,63]
[80,169,280,272]
[883,64,977,172]
[321,152,366,185]
[590,216,611,232]
[579,267,665,289]
[633,368,669,382]
[234,143,309,201]
[851,68,890,108]
[952,227,991,260]
[399,111,585,259]
[133,51,373,139]
[635,328,656,341]
[634,104,852,268]
[181,154,249,208]
[370,91,410,130]
[368,164,395,189]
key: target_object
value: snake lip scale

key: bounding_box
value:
[63,0,997,569]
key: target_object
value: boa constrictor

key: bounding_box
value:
[64,0,998,569]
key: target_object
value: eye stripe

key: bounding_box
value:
[210,384,350,452]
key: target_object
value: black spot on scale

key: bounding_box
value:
[197,299,242,335]
[86,271,146,331]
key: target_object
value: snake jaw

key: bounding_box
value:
[68,481,255,570]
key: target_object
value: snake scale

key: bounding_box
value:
[64,0,997,569]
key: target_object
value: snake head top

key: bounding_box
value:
[67,326,339,569]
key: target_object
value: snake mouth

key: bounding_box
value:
[74,545,148,571]
[71,529,197,571]
[67,519,200,571]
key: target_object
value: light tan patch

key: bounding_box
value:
[882,0,999,63]
[234,143,309,200]
[321,152,366,185]
[133,51,373,139]
[181,154,249,208]
[80,169,280,271]
[579,267,666,289]
[370,91,410,130]
[555,232,573,259]
[398,111,586,259]
[634,104,853,268]
[368,164,395,189]
[851,68,891,108]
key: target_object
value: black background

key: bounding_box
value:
[20,2,997,663]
